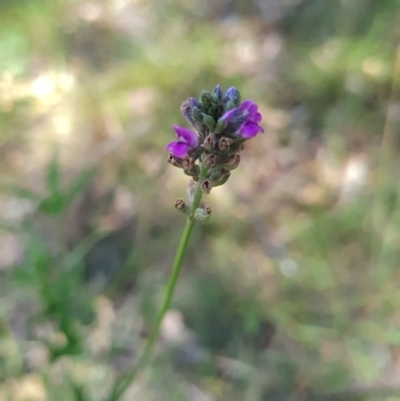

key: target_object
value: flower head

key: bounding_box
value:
[237,100,264,138]
[166,85,264,203]
[166,125,199,158]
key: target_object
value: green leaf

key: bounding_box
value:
[39,192,65,215]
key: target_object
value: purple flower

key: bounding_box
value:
[212,84,222,101]
[166,125,199,158]
[188,97,200,108]
[220,107,237,124]
[215,107,237,133]
[237,100,264,138]
[223,86,240,106]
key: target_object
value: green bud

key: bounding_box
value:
[207,166,223,182]
[213,171,231,187]
[223,87,241,107]
[202,114,216,131]
[223,154,241,170]
[207,167,221,182]
[208,168,231,187]
[191,106,203,123]
[199,91,214,109]
[214,119,225,134]
[183,162,199,179]
[225,100,236,111]
[212,84,223,102]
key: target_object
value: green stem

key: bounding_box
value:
[190,167,206,219]
[107,164,207,401]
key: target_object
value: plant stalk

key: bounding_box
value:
[107,164,207,401]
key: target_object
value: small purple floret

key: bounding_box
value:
[188,97,200,108]
[237,100,264,138]
[166,125,199,158]
[213,84,222,100]
[224,86,239,101]
[218,107,237,125]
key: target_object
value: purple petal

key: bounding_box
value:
[239,122,262,138]
[173,125,199,147]
[166,141,178,153]
[239,99,254,113]
[248,104,258,119]
[223,86,240,104]
[224,86,236,98]
[188,97,200,108]
[213,84,222,99]
[254,112,262,123]
[219,108,237,124]
[166,141,191,158]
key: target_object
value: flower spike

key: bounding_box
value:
[166,85,263,213]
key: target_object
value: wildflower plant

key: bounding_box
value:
[107,85,263,401]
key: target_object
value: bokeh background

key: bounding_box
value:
[1,0,400,400]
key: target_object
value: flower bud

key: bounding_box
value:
[213,173,231,187]
[212,84,222,102]
[199,91,214,110]
[207,167,221,182]
[200,200,212,216]
[202,154,217,168]
[208,167,231,187]
[182,156,194,171]
[223,153,241,170]
[202,114,216,131]
[218,137,233,151]
[215,108,237,133]
[184,165,200,180]
[191,106,203,123]
[175,198,190,215]
[212,169,231,187]
[180,100,194,125]
[202,133,215,151]
[194,206,211,221]
[200,179,212,194]
[194,200,212,221]
[188,97,200,108]
[167,153,183,168]
[223,87,241,107]
[189,106,205,132]
[225,99,237,111]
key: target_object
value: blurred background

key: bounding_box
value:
[1,0,400,400]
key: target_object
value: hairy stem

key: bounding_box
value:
[107,164,208,401]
